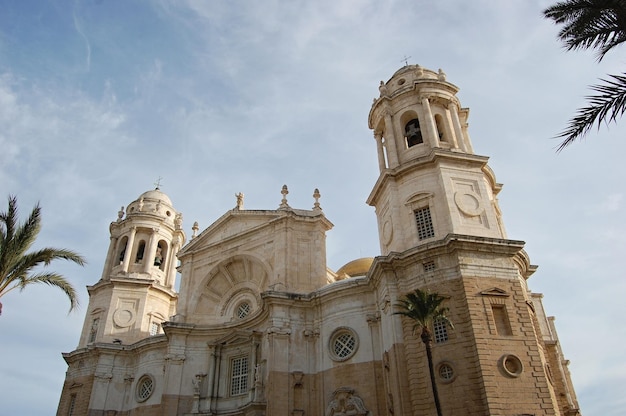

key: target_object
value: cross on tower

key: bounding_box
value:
[401,55,411,66]
[154,176,163,190]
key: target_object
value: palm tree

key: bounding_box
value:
[0,196,85,316]
[543,0,626,151]
[395,289,453,416]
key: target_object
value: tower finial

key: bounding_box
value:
[313,188,322,212]
[279,185,290,209]
[401,55,411,67]
[154,176,163,190]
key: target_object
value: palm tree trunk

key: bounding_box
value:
[422,331,442,416]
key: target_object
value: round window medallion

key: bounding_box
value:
[397,78,406,85]
[501,354,523,377]
[438,363,455,382]
[437,362,456,383]
[329,328,358,361]
[382,220,393,244]
[453,191,484,217]
[113,308,136,328]
[136,374,155,402]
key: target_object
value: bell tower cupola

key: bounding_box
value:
[77,187,186,347]
[367,65,506,255]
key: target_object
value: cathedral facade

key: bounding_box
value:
[57,66,580,416]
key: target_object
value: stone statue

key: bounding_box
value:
[379,81,389,96]
[235,192,244,210]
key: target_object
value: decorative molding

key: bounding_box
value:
[325,387,371,416]
[267,326,292,336]
[165,353,186,363]
[480,287,510,297]
[303,328,320,339]
[292,371,304,387]
[366,312,381,324]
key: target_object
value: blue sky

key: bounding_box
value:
[1,1,625,414]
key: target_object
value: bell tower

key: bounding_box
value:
[367,66,580,415]
[77,188,186,346]
[367,65,506,255]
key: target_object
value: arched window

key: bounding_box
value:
[154,240,167,270]
[117,236,128,264]
[405,119,423,147]
[434,114,446,142]
[135,240,146,263]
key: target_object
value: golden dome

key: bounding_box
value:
[336,257,374,279]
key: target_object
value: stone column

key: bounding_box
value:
[121,227,136,273]
[209,345,222,414]
[100,236,118,280]
[204,344,217,413]
[143,228,159,273]
[449,102,468,153]
[166,237,181,289]
[383,109,400,168]
[444,105,461,150]
[374,130,387,172]
[421,96,438,147]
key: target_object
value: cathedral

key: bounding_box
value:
[57,66,581,416]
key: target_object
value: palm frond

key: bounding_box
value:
[556,72,626,151]
[394,289,452,335]
[0,196,84,314]
[544,0,626,61]
[17,272,79,312]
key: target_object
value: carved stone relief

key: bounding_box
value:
[325,387,371,416]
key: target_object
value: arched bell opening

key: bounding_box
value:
[135,240,146,264]
[117,236,128,265]
[154,240,168,271]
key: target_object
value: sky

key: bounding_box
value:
[0,0,624,414]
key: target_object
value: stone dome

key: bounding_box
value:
[336,257,374,279]
[138,188,173,206]
[123,187,178,222]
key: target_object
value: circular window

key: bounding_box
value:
[438,363,454,381]
[329,328,358,361]
[236,301,251,319]
[136,375,154,402]
[501,354,523,378]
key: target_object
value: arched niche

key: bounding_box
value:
[190,254,271,323]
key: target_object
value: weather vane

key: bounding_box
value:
[401,55,411,66]
[154,176,163,190]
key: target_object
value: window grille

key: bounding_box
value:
[433,317,449,343]
[439,364,454,380]
[230,356,249,396]
[237,302,251,319]
[415,207,435,240]
[333,332,356,358]
[136,375,154,401]
[149,322,159,336]
[423,260,436,272]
